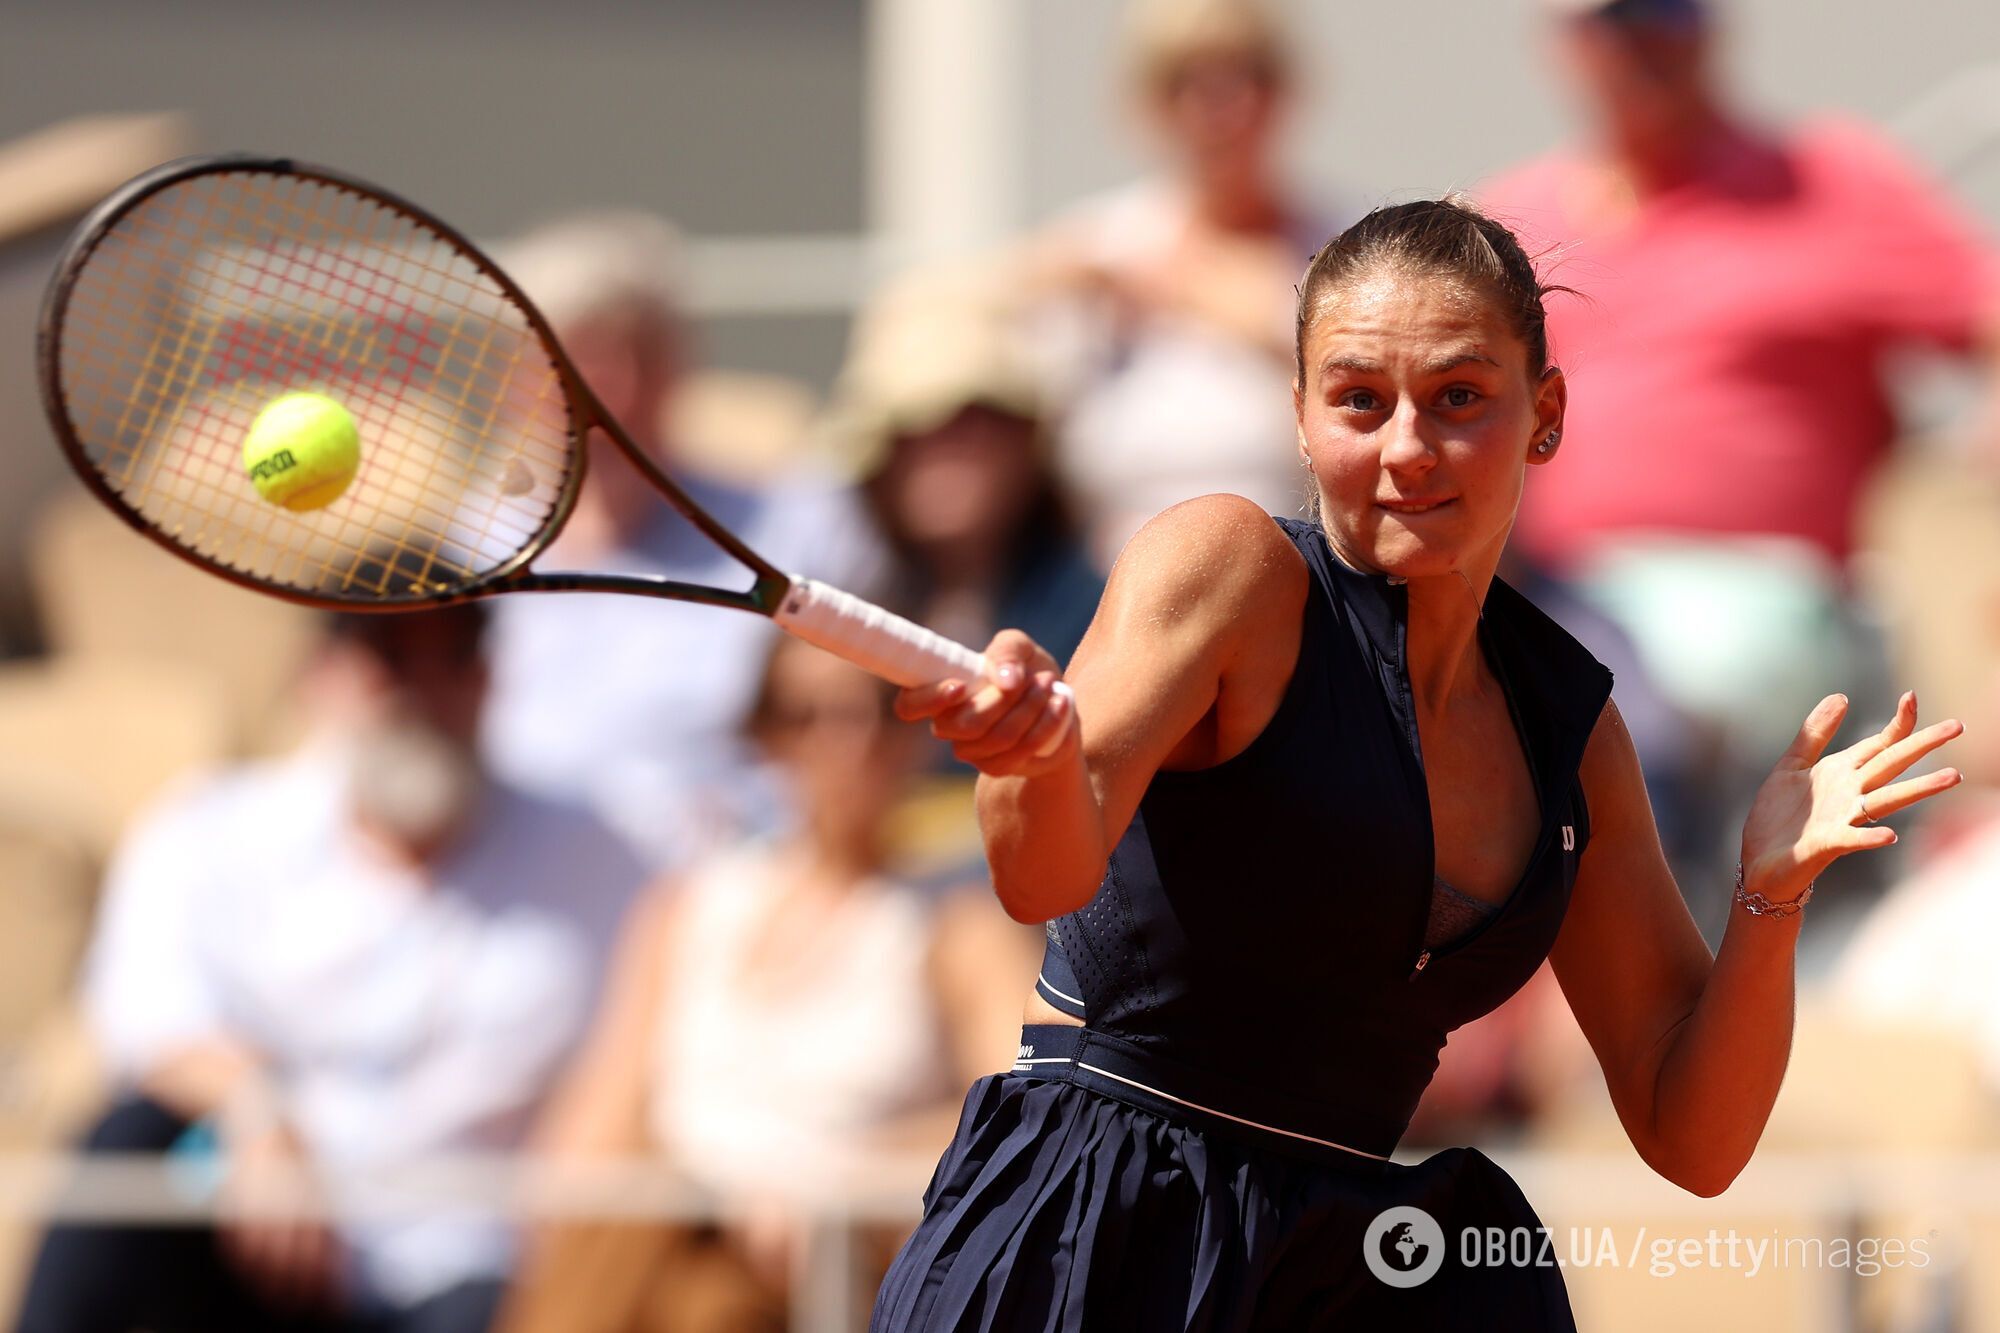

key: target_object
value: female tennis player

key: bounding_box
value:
[871,198,1966,1330]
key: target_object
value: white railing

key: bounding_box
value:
[4,1149,1998,1332]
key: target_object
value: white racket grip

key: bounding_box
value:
[774,577,1076,745]
[776,576,984,686]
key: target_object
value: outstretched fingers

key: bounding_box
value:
[1780,694,1850,768]
[1843,690,1918,768]
[1859,716,1966,789]
[1859,765,1965,823]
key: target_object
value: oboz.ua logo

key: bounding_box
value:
[1364,1206,1446,1288]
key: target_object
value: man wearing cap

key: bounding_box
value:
[1478,0,2000,932]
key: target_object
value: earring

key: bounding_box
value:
[1536,429,1560,455]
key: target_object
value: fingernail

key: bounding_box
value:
[995,664,1022,689]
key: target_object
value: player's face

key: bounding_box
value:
[1294,270,1562,581]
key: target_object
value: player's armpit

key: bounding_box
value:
[976,495,1306,920]
[1067,494,1307,827]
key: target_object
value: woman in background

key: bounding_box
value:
[1020,0,1351,566]
[826,263,1102,674]
[498,638,1035,1333]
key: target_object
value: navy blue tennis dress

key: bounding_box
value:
[871,516,1613,1331]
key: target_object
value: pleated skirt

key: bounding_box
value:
[870,1070,1578,1332]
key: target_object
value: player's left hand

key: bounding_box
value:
[1739,691,1964,906]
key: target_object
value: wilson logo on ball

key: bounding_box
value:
[247,449,298,481]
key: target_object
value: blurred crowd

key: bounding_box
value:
[3,0,2000,1329]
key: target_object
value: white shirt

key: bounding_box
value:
[647,845,953,1203]
[1029,180,1350,566]
[481,470,886,871]
[84,747,650,1309]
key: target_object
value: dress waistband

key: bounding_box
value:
[1011,1024,1396,1167]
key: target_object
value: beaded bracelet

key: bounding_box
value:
[1734,860,1814,918]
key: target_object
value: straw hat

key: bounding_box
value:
[817,261,1046,480]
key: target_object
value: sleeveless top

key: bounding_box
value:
[648,845,954,1199]
[1033,516,1613,1157]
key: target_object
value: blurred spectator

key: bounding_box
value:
[1499,548,1705,872]
[1830,799,2000,1089]
[823,262,1103,672]
[498,637,1035,1333]
[1830,636,2000,1083]
[1017,0,1350,568]
[479,212,884,871]
[17,606,649,1333]
[1478,0,2000,928]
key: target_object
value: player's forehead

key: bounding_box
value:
[1303,270,1522,381]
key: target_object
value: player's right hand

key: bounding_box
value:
[895,629,1077,778]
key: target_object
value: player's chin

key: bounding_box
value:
[1361,520,1476,579]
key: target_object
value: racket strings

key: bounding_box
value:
[54,168,577,603]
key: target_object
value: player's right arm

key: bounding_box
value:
[897,494,1307,923]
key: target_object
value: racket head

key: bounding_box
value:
[38,154,591,610]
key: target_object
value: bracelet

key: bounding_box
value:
[1734,860,1814,918]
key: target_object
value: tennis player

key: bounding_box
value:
[872,198,1965,1330]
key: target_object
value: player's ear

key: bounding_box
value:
[1527,365,1566,467]
[1293,377,1312,470]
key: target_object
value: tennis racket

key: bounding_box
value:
[35,153,1011,694]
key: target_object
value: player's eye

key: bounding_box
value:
[1439,386,1481,409]
[1339,389,1384,413]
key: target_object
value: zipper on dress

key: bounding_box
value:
[1408,949,1430,981]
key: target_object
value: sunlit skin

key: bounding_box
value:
[1292,270,1564,591]
[895,247,1965,1197]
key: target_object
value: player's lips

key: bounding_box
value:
[1376,497,1458,515]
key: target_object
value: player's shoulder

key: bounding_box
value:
[1121,493,1301,568]
[1108,494,1306,618]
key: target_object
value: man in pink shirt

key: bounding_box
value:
[1480,0,1999,932]
[1485,0,1998,572]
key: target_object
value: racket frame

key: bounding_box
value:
[37,153,795,618]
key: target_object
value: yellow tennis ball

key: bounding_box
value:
[242,392,361,511]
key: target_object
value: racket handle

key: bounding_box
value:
[775,576,988,686]
[776,577,1078,758]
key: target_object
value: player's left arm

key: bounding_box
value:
[1548,693,1962,1197]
